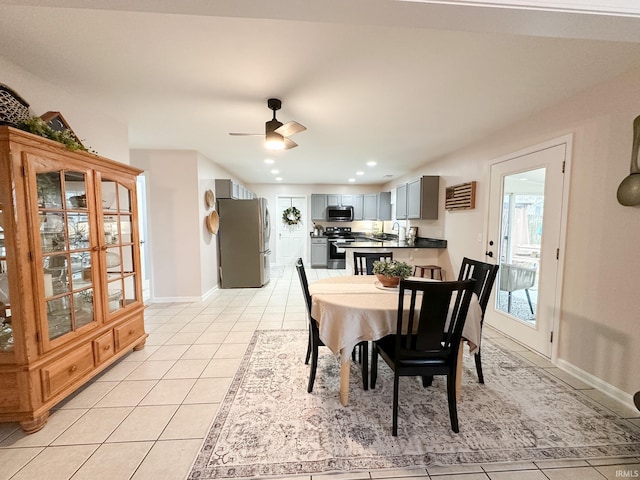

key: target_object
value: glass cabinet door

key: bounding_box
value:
[100,177,139,316]
[0,191,12,353]
[34,164,98,345]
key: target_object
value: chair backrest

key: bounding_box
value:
[396,278,476,359]
[457,257,499,315]
[295,257,313,316]
[353,251,393,275]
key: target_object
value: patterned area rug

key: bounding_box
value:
[188,330,640,479]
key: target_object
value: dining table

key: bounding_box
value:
[308,274,483,406]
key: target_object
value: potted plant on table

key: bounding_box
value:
[372,260,413,288]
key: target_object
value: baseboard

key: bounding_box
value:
[149,284,219,304]
[556,358,637,413]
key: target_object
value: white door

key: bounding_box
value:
[484,138,570,358]
[276,196,307,266]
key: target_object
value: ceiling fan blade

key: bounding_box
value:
[275,121,306,138]
[228,132,262,136]
[283,137,298,150]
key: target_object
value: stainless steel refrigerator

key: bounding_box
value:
[217,198,271,288]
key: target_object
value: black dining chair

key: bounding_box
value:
[371,278,476,435]
[457,257,499,384]
[295,258,369,392]
[352,252,392,365]
[353,251,393,275]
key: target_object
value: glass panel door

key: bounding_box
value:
[484,142,567,358]
[100,178,138,317]
[34,164,98,346]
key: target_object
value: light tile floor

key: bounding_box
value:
[0,267,638,480]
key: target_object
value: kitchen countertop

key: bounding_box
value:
[335,237,447,249]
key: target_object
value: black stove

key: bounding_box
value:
[325,227,354,269]
[324,226,354,239]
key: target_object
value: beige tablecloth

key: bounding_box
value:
[309,275,482,365]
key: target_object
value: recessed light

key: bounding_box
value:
[348,178,356,183]
[356,171,364,176]
[366,161,377,167]
[270,169,279,174]
[275,177,283,181]
[264,158,274,164]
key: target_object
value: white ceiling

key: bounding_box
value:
[1,0,640,185]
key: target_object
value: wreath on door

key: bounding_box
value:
[282,206,302,225]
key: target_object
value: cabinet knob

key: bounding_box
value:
[92,246,99,252]
[103,345,110,351]
[129,329,135,335]
[101,246,108,251]
[69,365,77,373]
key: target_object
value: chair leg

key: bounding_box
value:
[525,289,535,314]
[305,328,312,365]
[446,370,459,433]
[392,373,400,436]
[474,350,484,384]
[307,340,319,393]
[507,291,512,312]
[370,344,378,389]
[361,342,368,390]
[421,375,433,387]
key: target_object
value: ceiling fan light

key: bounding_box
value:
[265,131,285,150]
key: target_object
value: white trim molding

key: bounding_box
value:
[556,358,638,412]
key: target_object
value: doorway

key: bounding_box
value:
[276,196,307,267]
[484,137,571,359]
[136,174,151,302]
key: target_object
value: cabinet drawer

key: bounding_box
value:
[93,331,115,365]
[114,317,145,351]
[41,344,94,401]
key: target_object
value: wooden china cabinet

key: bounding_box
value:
[0,126,147,432]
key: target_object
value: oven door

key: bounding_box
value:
[328,239,354,269]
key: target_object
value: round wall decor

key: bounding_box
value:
[204,189,215,209]
[206,210,219,234]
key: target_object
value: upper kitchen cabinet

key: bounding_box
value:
[311,194,328,221]
[344,195,364,220]
[0,126,146,433]
[363,192,391,221]
[312,194,364,221]
[396,184,408,219]
[215,179,255,199]
[396,176,439,220]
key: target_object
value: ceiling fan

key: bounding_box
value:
[229,98,306,150]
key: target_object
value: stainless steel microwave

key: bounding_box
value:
[326,205,354,222]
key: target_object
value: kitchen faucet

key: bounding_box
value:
[392,222,400,232]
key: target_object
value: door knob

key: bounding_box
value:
[485,251,494,258]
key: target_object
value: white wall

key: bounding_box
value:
[383,66,640,399]
[130,149,240,300]
[1,56,130,162]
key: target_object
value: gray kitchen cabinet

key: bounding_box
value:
[396,183,408,219]
[407,179,422,218]
[310,237,328,267]
[311,194,328,221]
[364,192,391,220]
[351,194,364,220]
[327,194,340,206]
[215,178,254,199]
[396,176,439,219]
